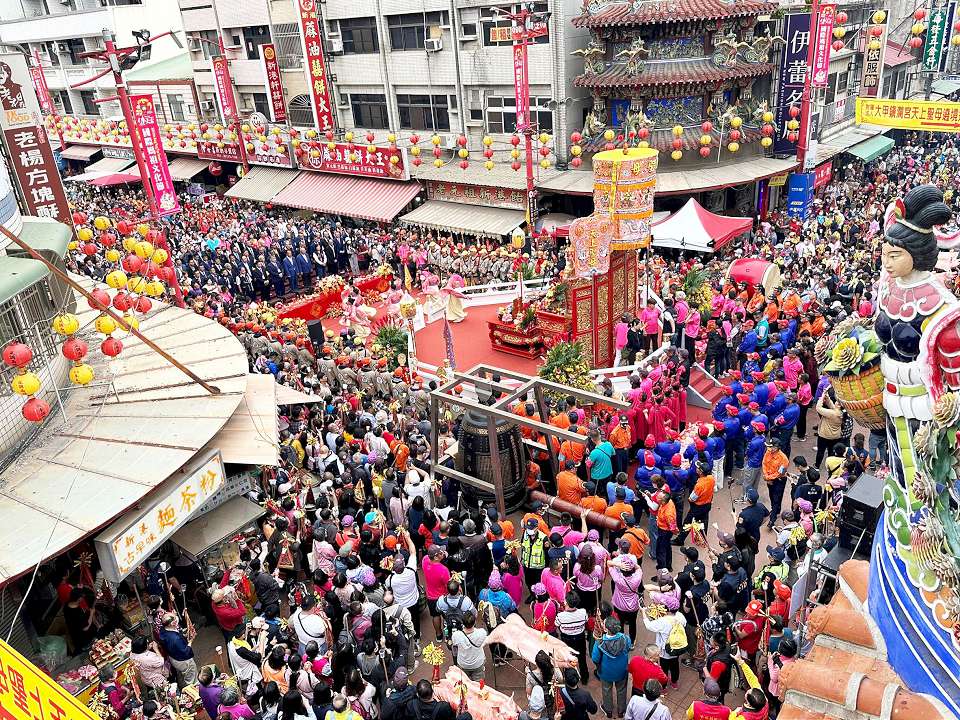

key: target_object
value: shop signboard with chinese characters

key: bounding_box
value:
[27,65,53,115]
[426,181,526,210]
[197,140,243,163]
[298,0,335,131]
[102,145,135,160]
[129,94,180,217]
[298,141,409,180]
[211,57,239,122]
[0,53,71,224]
[247,112,295,168]
[0,638,100,720]
[859,12,888,98]
[855,97,960,130]
[94,450,225,582]
[922,1,950,72]
[813,161,832,188]
[261,44,287,123]
[774,13,811,153]
[810,4,836,87]
[513,40,529,129]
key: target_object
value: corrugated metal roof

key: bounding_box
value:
[167,157,209,182]
[59,145,101,161]
[272,172,421,222]
[224,167,303,203]
[0,279,250,584]
[575,59,774,89]
[399,200,524,238]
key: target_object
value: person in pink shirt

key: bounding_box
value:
[796,372,813,440]
[639,300,661,355]
[614,314,630,366]
[857,291,874,318]
[540,559,568,605]
[421,545,451,638]
[501,556,524,607]
[531,583,559,634]
[683,308,701,356]
[782,348,804,391]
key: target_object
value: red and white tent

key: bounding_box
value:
[651,198,752,253]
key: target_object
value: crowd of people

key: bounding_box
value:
[62,129,960,720]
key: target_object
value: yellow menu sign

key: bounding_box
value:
[0,638,99,720]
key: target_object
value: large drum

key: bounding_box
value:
[456,410,528,512]
[727,258,781,297]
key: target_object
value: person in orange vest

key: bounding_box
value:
[522,500,550,536]
[608,415,633,476]
[643,484,678,571]
[556,459,587,504]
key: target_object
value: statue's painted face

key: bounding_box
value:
[881,242,914,279]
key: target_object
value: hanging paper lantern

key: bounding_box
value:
[729,129,741,142]
[69,363,95,386]
[786,119,800,131]
[100,231,117,247]
[603,129,615,142]
[106,270,128,289]
[671,138,683,150]
[868,38,881,50]
[953,33,960,45]
[95,314,117,335]
[121,314,140,332]
[459,160,469,169]
[431,134,441,146]
[161,266,177,284]
[727,141,740,152]
[146,280,166,297]
[699,146,710,158]
[11,371,40,396]
[911,22,925,34]
[88,288,110,310]
[762,111,774,123]
[835,10,847,23]
[112,292,133,311]
[571,157,582,168]
[67,240,78,251]
[457,148,468,159]
[21,397,50,423]
[72,211,88,225]
[484,160,494,170]
[135,241,154,259]
[538,146,550,157]
[61,337,88,361]
[411,146,422,157]
[81,242,97,256]
[136,223,150,237]
[570,131,582,144]
[788,131,799,142]
[671,150,683,161]
[105,248,121,263]
[52,313,80,336]
[872,10,886,23]
[121,254,143,273]
[433,158,443,168]
[134,296,153,313]
[699,134,712,146]
[761,136,773,148]
[208,161,223,176]
[413,157,422,166]
[701,120,714,134]
[909,36,924,48]
[538,132,551,145]
[511,161,521,171]
[127,275,147,294]
[101,337,123,357]
[832,39,844,51]
[955,20,960,32]
[761,124,774,136]
[77,226,93,242]
[152,248,169,264]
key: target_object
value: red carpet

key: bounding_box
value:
[413,304,541,375]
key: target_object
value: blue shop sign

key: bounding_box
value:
[786,172,814,220]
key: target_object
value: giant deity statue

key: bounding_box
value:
[870,184,960,714]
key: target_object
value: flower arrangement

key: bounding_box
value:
[822,318,885,430]
[538,341,597,395]
[538,281,568,315]
[823,327,882,376]
[682,266,713,313]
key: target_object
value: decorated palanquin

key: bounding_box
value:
[277,268,392,321]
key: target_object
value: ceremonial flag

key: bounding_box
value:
[443,317,457,370]
[404,264,413,292]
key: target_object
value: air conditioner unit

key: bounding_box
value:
[425,37,443,52]
[188,37,201,52]
[326,37,344,54]
[443,133,458,149]
[57,42,69,53]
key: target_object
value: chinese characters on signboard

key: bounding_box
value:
[426,181,526,210]
[27,66,52,115]
[513,40,529,130]
[129,94,180,217]
[855,97,960,130]
[810,4,836,88]
[95,451,225,581]
[298,141,409,180]
[212,57,239,122]
[102,145,135,160]
[813,161,832,188]
[922,1,950,72]
[298,0,335,131]
[261,44,287,123]
[197,140,243,163]
[775,14,810,154]
[0,638,100,720]
[860,14,887,98]
[0,54,71,223]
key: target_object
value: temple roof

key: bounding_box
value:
[573,0,778,28]
[575,58,773,89]
[581,125,762,153]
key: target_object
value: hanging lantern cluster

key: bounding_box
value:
[785,105,801,143]
[431,134,443,168]
[455,135,469,170]
[759,110,775,149]
[953,19,960,46]
[909,17,926,49]
[409,134,422,167]
[698,120,713,158]
[241,123,290,160]
[537,132,552,169]
[727,115,742,153]
[670,125,683,161]
[635,125,650,149]
[569,132,583,168]
[45,116,131,146]
[510,134,522,171]
[386,132,401,171]
[482,135,494,170]
[3,342,50,423]
[50,311,94,386]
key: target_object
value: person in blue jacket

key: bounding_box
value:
[737,321,758,365]
[723,405,745,473]
[281,247,299,293]
[654,433,681,467]
[592,616,631,718]
[741,353,762,377]
[712,386,737,422]
[740,421,768,503]
[773,393,800,457]
[727,370,745,396]
[706,422,726,464]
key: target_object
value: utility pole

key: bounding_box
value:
[71,30,186,307]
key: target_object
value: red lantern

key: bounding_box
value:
[121,254,143,273]
[909,36,923,48]
[433,147,442,158]
[161,266,177,284]
[701,120,713,133]
[413,157,422,166]
[570,131,582,143]
[671,138,683,150]
[81,242,97,256]
[729,129,741,142]
[699,146,710,158]
[571,157,582,168]
[459,160,469,169]
[761,124,774,136]
[113,292,133,311]
[789,105,801,118]
[100,231,117,247]
[72,211,88,225]
[61,337,89,361]
[143,261,160,279]
[134,296,153,313]
[604,142,616,151]
[457,135,467,147]
[539,146,550,157]
[2,342,33,368]
[484,148,494,158]
[914,8,926,20]
[788,131,799,142]
[836,10,847,23]
[410,134,420,144]
[954,20,960,32]
[21,397,50,423]
[832,39,844,51]
[88,288,110,310]
[511,161,521,170]
[870,25,883,37]
[101,337,124,357]
[510,135,521,147]
[208,161,223,176]
[365,132,375,143]
[638,127,649,140]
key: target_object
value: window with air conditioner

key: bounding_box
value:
[340,17,379,54]
[387,12,448,51]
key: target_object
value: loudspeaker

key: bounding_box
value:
[838,472,884,554]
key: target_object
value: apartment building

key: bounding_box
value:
[177,0,589,159]
[0,0,187,120]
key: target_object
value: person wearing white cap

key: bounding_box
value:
[519,686,546,720]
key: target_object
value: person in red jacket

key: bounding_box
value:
[686,679,731,720]
[211,588,247,643]
[628,644,668,696]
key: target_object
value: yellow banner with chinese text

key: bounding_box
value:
[0,638,99,720]
[855,97,960,131]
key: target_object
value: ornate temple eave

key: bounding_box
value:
[573,0,778,29]
[575,59,773,89]
[579,126,762,153]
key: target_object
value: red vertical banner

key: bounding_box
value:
[298,0,335,131]
[211,57,239,122]
[129,94,180,217]
[261,43,287,123]
[512,40,529,129]
[810,4,836,88]
[28,66,53,115]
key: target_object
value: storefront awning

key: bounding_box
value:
[399,200,524,239]
[272,172,422,222]
[85,157,136,174]
[170,496,265,558]
[652,198,752,253]
[932,79,960,97]
[276,383,324,405]
[59,144,101,161]
[167,157,209,182]
[202,374,279,465]
[884,40,915,67]
[224,166,300,203]
[847,135,895,162]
